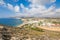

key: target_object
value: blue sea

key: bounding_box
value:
[0,18,23,27]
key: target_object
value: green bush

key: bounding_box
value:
[31,27,44,32]
[38,21,43,26]
[52,21,60,24]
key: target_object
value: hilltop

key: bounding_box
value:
[0,25,60,40]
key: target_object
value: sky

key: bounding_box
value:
[0,0,60,18]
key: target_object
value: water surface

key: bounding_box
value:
[0,18,23,27]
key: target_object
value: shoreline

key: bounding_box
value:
[0,23,60,32]
[0,18,60,32]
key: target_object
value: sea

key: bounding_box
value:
[0,18,23,27]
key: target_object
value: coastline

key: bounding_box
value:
[17,19,28,27]
[0,18,60,32]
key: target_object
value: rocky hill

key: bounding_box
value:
[0,26,60,40]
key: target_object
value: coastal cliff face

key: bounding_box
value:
[0,26,60,40]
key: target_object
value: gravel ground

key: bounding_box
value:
[0,26,60,40]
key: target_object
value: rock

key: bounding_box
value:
[0,26,60,40]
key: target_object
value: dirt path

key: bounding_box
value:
[38,26,60,32]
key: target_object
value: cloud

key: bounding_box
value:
[7,3,20,13]
[14,5,20,13]
[50,0,56,3]
[7,3,14,10]
[0,0,5,4]
[56,8,60,13]
[0,0,20,13]
[29,0,56,5]
[19,1,56,17]
[16,0,56,17]
[14,0,19,2]
[0,0,59,17]
[0,0,6,7]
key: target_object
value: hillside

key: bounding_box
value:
[0,26,60,40]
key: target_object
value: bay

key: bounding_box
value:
[0,18,23,27]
